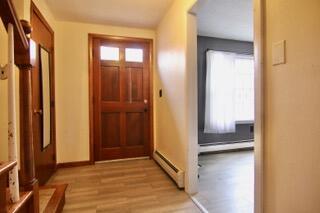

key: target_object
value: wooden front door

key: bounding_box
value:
[92,36,152,161]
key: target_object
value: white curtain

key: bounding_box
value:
[204,50,236,134]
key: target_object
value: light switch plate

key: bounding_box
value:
[272,40,286,66]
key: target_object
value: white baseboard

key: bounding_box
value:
[190,196,209,213]
[199,141,254,153]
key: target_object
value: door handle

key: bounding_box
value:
[144,99,148,112]
[33,109,43,115]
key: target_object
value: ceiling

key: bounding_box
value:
[45,0,174,29]
[193,0,253,41]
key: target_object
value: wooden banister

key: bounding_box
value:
[0,161,16,176]
[0,0,39,212]
[0,0,29,52]
[7,191,34,213]
[0,161,17,213]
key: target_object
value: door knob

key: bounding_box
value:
[33,109,43,115]
[144,99,148,104]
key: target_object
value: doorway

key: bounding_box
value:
[186,0,264,212]
[89,35,153,162]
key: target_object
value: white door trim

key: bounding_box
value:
[253,0,265,212]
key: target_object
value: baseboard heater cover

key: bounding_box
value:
[199,141,254,153]
[153,150,185,188]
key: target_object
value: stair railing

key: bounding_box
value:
[0,0,39,212]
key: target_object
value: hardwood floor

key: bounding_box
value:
[195,150,254,213]
[48,159,200,213]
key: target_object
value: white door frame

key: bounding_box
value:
[185,0,265,212]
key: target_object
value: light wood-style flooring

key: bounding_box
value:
[195,150,254,213]
[48,159,201,213]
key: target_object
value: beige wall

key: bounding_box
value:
[0,0,31,162]
[155,0,196,189]
[0,24,9,161]
[0,0,156,163]
[54,21,155,163]
[264,0,320,212]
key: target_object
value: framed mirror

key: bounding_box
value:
[39,46,51,150]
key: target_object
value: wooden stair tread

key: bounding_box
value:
[40,184,68,213]
[7,191,33,213]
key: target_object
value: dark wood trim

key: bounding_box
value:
[0,1,38,212]
[30,0,57,177]
[0,0,29,51]
[0,161,16,176]
[148,39,154,159]
[0,161,17,212]
[41,184,67,213]
[30,1,54,35]
[88,34,154,162]
[19,65,40,213]
[88,35,94,164]
[19,65,36,186]
[56,161,92,169]
[7,190,34,213]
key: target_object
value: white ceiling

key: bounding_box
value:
[193,0,253,41]
[45,0,174,29]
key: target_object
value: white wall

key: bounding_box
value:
[264,0,320,212]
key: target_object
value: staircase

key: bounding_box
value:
[0,161,34,213]
[0,0,66,212]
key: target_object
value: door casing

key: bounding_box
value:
[88,34,154,162]
[30,1,56,185]
[186,1,265,213]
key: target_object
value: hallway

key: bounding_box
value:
[195,151,254,213]
[48,159,200,213]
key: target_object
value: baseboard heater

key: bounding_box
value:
[153,150,185,189]
[199,140,254,153]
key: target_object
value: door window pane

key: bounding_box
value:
[125,48,143,62]
[100,46,119,61]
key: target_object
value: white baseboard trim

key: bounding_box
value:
[190,196,209,213]
[199,141,254,153]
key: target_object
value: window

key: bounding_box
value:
[234,56,254,122]
[100,46,119,61]
[125,48,143,62]
[204,51,254,134]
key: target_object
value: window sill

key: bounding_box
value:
[236,120,254,125]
